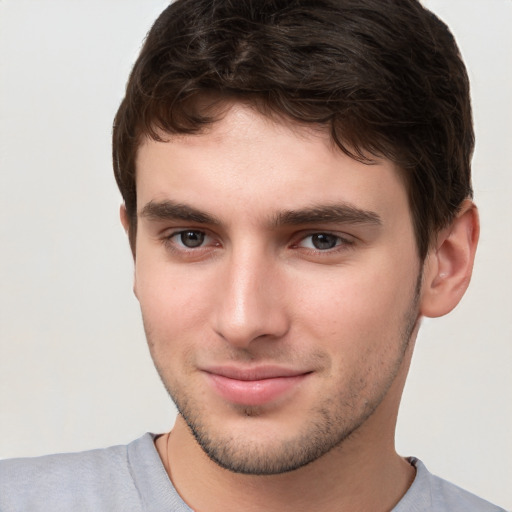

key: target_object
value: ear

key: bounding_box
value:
[120,203,130,233]
[420,200,479,318]
[120,204,139,298]
[120,204,137,259]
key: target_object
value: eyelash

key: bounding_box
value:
[161,229,355,256]
[162,230,218,253]
[293,232,354,252]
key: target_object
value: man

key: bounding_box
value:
[0,0,507,510]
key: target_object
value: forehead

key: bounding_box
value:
[134,104,409,224]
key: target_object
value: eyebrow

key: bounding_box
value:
[139,200,221,225]
[139,199,381,228]
[271,204,382,227]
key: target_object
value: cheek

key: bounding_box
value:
[135,261,215,356]
[290,261,418,352]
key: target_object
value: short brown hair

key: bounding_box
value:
[112,0,473,259]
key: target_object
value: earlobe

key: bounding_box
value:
[420,200,479,318]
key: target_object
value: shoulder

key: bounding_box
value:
[0,434,155,512]
[394,457,507,512]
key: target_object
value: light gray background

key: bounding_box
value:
[0,0,511,509]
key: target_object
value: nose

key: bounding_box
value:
[213,247,290,348]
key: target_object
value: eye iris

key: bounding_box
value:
[180,231,205,248]
[312,233,338,250]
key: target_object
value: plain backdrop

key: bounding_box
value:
[0,0,511,509]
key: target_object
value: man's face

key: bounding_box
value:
[132,104,423,474]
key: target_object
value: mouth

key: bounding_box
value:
[202,365,312,406]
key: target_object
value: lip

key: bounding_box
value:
[203,366,311,406]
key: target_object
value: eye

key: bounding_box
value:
[171,230,208,248]
[161,228,220,260]
[298,233,350,251]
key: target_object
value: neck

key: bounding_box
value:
[157,418,414,512]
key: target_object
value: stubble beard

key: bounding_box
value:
[148,273,422,476]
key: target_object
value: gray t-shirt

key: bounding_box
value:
[0,433,506,511]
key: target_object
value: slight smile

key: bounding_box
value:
[203,366,313,407]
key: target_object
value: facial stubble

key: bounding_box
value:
[146,272,422,476]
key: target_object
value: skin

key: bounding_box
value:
[122,103,479,512]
